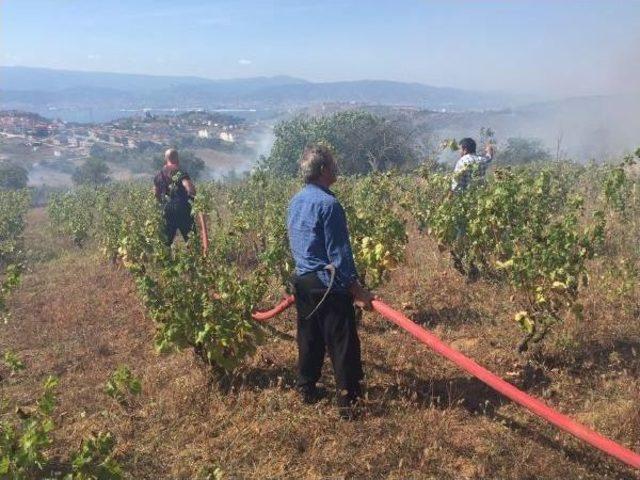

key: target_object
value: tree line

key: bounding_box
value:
[1,109,562,190]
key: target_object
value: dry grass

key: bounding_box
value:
[0,210,638,479]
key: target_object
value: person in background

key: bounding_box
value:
[154,148,208,255]
[451,137,495,193]
[450,137,495,278]
[287,144,374,419]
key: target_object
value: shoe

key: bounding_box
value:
[337,389,360,420]
[466,264,480,283]
[297,384,321,404]
[451,253,465,275]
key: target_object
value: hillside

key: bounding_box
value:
[1,197,639,478]
[0,67,518,122]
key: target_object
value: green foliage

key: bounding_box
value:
[0,190,30,264]
[0,373,123,479]
[0,189,30,319]
[336,173,409,287]
[136,240,268,372]
[91,136,228,178]
[49,152,637,357]
[64,432,122,480]
[105,366,141,404]
[90,141,162,175]
[47,149,640,357]
[262,111,418,176]
[48,188,97,247]
[440,138,459,152]
[0,376,58,478]
[211,171,296,288]
[91,182,267,372]
[197,464,224,480]
[603,155,637,215]
[0,163,28,191]
[496,137,551,166]
[50,169,409,372]
[2,351,25,375]
[0,265,22,320]
[72,158,111,186]
[422,166,604,351]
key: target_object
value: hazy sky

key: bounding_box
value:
[2,0,639,96]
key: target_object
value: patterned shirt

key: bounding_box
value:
[287,183,359,292]
[451,154,492,193]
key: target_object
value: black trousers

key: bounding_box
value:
[293,273,363,394]
[163,207,194,245]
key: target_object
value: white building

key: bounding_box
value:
[219,131,235,143]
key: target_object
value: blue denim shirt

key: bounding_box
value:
[287,183,359,292]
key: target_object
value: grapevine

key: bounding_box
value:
[420,165,605,351]
[0,189,30,319]
[47,157,640,362]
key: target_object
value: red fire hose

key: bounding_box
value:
[252,296,640,470]
[251,295,295,321]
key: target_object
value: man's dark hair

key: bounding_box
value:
[299,144,335,183]
[459,138,477,154]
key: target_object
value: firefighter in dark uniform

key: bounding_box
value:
[153,148,208,254]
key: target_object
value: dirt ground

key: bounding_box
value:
[1,209,638,479]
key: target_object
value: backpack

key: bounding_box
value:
[155,167,191,214]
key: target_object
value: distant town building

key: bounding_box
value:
[219,131,235,143]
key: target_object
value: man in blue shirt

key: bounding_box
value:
[287,144,373,418]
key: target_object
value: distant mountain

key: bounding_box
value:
[236,80,512,109]
[1,66,307,92]
[0,66,520,122]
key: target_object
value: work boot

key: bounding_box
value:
[451,252,465,276]
[337,388,361,420]
[466,264,480,283]
[297,384,321,404]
